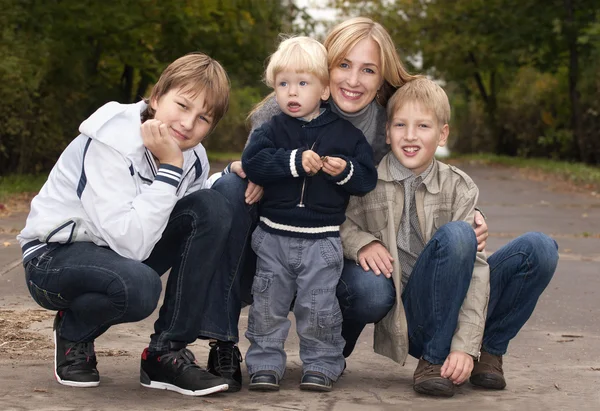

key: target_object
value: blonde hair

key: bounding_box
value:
[144,52,230,129]
[264,36,329,88]
[386,77,451,125]
[324,17,417,106]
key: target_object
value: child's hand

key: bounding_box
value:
[474,210,488,251]
[321,156,347,177]
[440,351,474,385]
[302,150,323,175]
[245,181,264,205]
[357,241,394,278]
[141,119,183,168]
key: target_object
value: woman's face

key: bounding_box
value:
[329,37,385,114]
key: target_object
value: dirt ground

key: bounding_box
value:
[1,162,599,410]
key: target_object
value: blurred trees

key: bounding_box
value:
[0,0,311,174]
[332,0,600,164]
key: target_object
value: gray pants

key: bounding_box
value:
[245,226,346,381]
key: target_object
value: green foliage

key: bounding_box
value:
[0,0,308,175]
[330,0,600,165]
[0,174,48,202]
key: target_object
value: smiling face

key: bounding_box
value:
[329,37,385,114]
[150,87,213,151]
[274,69,330,121]
[386,100,449,175]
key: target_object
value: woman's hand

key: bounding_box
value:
[474,210,488,251]
[141,120,183,168]
[230,161,263,204]
[357,241,394,278]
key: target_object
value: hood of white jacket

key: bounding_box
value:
[79,100,147,164]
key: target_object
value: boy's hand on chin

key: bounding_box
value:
[357,241,394,278]
[440,351,474,385]
[141,119,183,168]
[321,156,347,177]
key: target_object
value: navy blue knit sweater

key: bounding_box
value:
[242,107,377,238]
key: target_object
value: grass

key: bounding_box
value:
[449,153,600,192]
[0,174,48,203]
[206,151,242,163]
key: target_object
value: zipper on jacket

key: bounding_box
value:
[297,140,316,208]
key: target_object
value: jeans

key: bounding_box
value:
[245,227,345,381]
[210,173,258,342]
[338,230,559,359]
[24,189,233,352]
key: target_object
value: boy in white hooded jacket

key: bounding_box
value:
[18,53,234,397]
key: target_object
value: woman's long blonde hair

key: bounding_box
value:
[249,17,417,120]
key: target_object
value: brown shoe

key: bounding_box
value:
[470,351,506,390]
[413,359,455,397]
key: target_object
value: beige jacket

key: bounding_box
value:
[340,153,490,364]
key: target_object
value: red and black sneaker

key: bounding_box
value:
[140,345,229,396]
[53,311,99,387]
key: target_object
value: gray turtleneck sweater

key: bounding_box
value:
[247,96,390,165]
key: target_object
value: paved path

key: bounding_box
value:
[1,162,599,410]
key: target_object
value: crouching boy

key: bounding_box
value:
[340,77,489,397]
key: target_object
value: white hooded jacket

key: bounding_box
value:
[18,101,209,262]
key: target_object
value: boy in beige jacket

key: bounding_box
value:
[340,77,489,397]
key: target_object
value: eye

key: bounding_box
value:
[364,68,376,74]
[177,102,187,110]
[299,81,307,86]
[339,62,349,69]
[279,81,287,87]
[198,115,212,124]
[419,124,430,128]
[394,122,405,127]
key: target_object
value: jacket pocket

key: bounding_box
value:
[364,208,388,235]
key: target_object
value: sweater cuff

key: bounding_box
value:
[291,148,307,177]
[155,164,183,188]
[330,156,353,185]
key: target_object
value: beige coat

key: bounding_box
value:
[340,153,490,364]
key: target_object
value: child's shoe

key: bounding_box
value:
[248,370,280,391]
[413,359,454,397]
[299,371,332,392]
[140,344,229,396]
[53,311,100,387]
[470,351,506,390]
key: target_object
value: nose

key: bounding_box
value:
[405,126,417,141]
[288,84,298,96]
[347,69,360,87]
[180,113,195,130]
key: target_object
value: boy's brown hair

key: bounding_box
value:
[386,77,451,125]
[144,52,230,129]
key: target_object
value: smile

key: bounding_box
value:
[340,88,362,98]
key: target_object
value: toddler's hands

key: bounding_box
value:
[141,120,183,168]
[321,156,347,177]
[357,241,394,278]
[302,150,323,175]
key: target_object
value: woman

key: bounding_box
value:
[207,17,558,392]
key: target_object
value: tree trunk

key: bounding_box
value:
[564,0,583,161]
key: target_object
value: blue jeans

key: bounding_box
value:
[24,189,233,352]
[338,229,558,359]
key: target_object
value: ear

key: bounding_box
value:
[321,85,330,101]
[150,96,159,111]
[438,124,449,147]
[385,122,391,145]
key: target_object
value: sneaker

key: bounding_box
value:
[300,371,333,392]
[140,345,229,396]
[53,311,100,387]
[413,359,455,397]
[248,370,280,391]
[207,341,243,392]
[470,351,506,390]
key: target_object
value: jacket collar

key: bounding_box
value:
[377,152,441,194]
